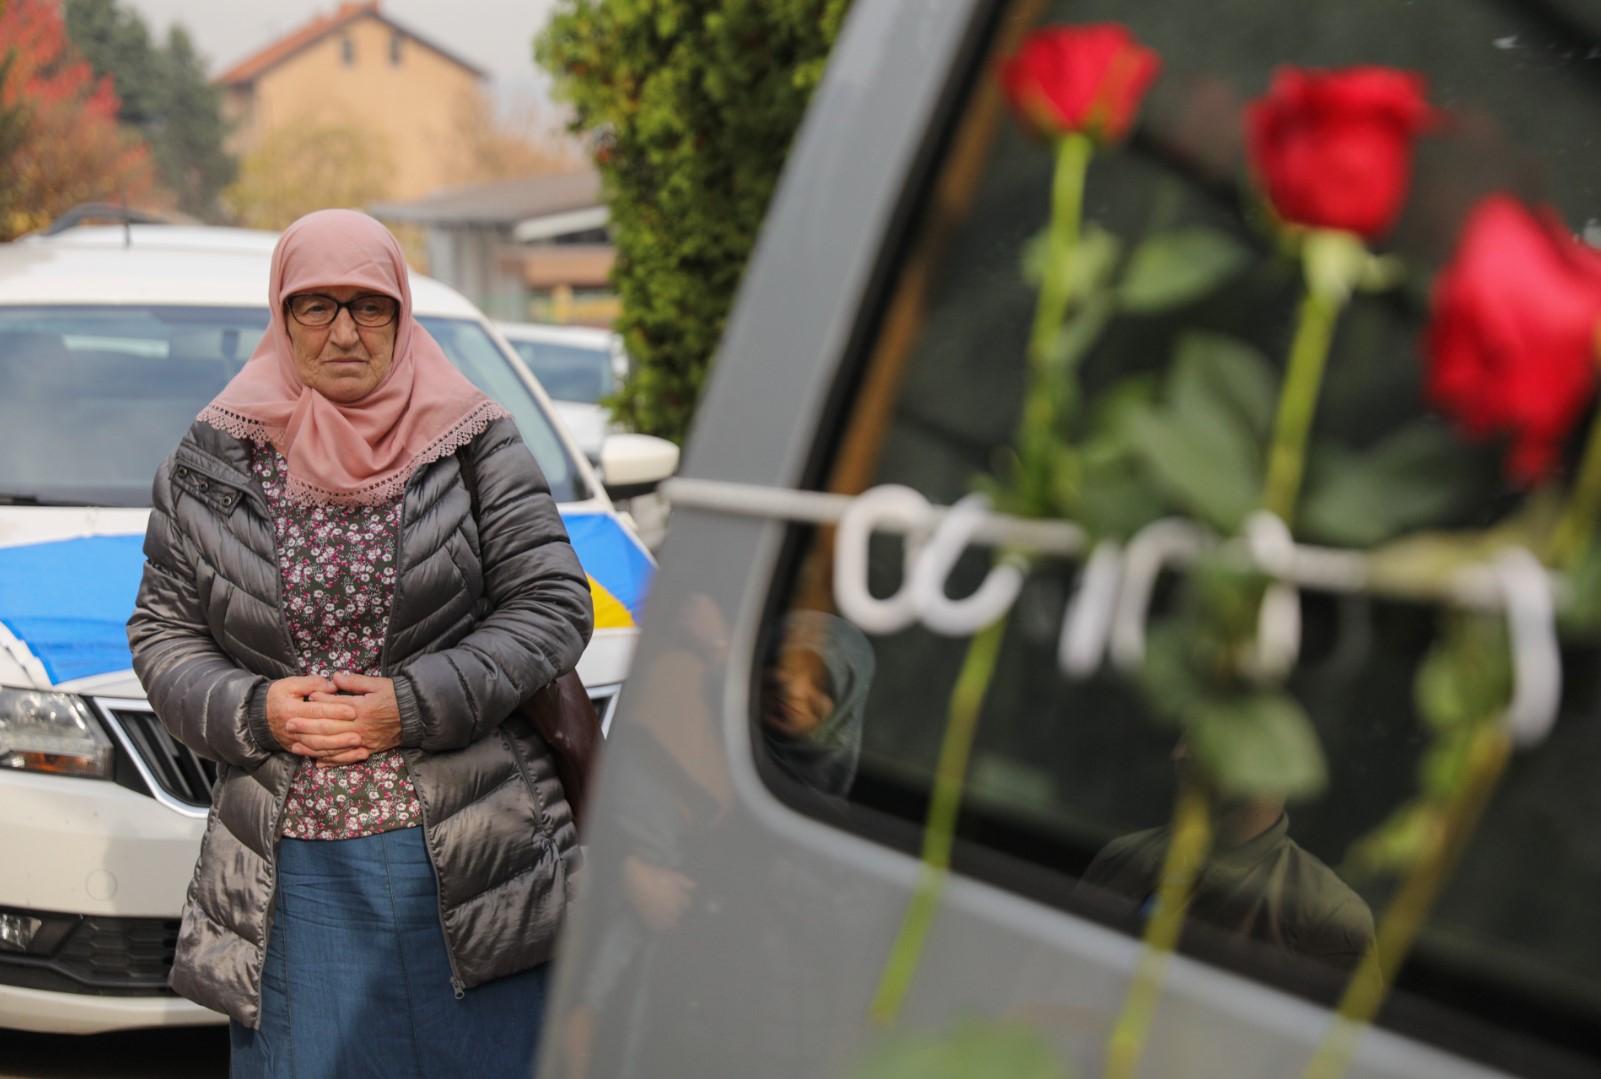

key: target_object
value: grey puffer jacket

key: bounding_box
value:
[126,416,594,1027]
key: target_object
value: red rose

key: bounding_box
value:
[1247,66,1433,238]
[1000,24,1160,143]
[1426,196,1601,483]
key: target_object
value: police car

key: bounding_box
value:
[0,223,669,1033]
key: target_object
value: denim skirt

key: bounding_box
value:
[230,826,549,1079]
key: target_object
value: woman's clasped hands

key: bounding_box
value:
[265,672,403,767]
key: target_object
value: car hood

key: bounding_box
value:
[0,504,653,694]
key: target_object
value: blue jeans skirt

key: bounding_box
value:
[230,826,548,1079]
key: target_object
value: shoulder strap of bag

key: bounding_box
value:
[455,442,599,830]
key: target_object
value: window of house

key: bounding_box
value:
[751,2,1601,1074]
[340,35,355,66]
[390,30,402,66]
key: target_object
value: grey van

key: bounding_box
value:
[543,2,1601,1076]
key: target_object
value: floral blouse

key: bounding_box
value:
[252,444,423,841]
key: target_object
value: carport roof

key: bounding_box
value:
[370,170,604,228]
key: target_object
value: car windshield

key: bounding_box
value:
[508,339,614,405]
[0,306,587,507]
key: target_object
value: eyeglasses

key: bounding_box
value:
[285,293,400,328]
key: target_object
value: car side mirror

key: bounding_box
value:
[600,433,679,501]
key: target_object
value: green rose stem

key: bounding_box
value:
[1102,785,1212,1079]
[1024,132,1094,437]
[1263,232,1359,522]
[1102,231,1360,1079]
[869,618,1008,1023]
[1305,399,1601,1079]
[870,132,1095,1027]
[1301,727,1510,1079]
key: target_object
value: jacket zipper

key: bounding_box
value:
[407,761,467,999]
[381,470,467,999]
[256,777,296,1019]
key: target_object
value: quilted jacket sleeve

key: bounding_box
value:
[394,421,594,752]
[126,457,277,770]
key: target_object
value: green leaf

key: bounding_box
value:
[1186,692,1328,800]
[851,1021,1070,1079]
[1558,537,1601,638]
[1076,456,1166,542]
[1074,376,1167,538]
[1413,615,1512,734]
[1069,224,1123,298]
[1022,224,1121,298]
[1299,423,1478,548]
[1121,333,1274,531]
[1128,399,1260,533]
[1167,332,1277,443]
[1139,622,1205,726]
[1117,227,1251,313]
[1085,374,1159,448]
[1414,641,1475,732]
[1344,803,1438,876]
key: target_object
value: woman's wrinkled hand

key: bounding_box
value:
[298,672,403,768]
[266,676,360,762]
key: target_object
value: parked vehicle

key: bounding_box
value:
[495,320,677,550]
[0,225,668,1034]
[494,321,627,464]
[543,3,1601,1078]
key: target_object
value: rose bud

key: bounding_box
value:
[1247,66,1434,239]
[1000,23,1161,144]
[1426,195,1601,483]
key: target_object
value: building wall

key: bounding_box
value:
[225,16,481,200]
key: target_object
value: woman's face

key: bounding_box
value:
[285,285,399,403]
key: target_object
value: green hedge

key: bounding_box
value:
[537,0,850,442]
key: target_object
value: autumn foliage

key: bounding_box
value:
[0,0,159,239]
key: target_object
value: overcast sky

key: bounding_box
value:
[122,0,564,113]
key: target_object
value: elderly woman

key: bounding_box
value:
[126,210,593,1077]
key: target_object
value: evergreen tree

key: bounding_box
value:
[64,0,234,220]
[538,1,852,442]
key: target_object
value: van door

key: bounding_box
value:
[544,2,1601,1076]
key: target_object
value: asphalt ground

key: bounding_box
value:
[0,1026,227,1078]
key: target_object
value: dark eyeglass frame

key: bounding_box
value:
[285,292,400,328]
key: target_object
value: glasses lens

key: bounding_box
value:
[288,295,336,325]
[352,296,398,326]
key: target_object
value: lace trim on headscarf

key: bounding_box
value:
[197,399,511,507]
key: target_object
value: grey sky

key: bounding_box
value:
[122,0,564,112]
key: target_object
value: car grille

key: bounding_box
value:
[101,703,216,809]
[0,916,179,996]
[96,688,619,812]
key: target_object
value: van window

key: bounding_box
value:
[0,307,585,506]
[752,1,1601,1071]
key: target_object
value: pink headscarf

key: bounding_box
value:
[198,209,507,505]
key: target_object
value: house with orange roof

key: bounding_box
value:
[216,1,487,202]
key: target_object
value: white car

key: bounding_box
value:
[495,321,676,549]
[493,321,626,464]
[0,225,668,1034]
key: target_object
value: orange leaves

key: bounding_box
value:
[0,0,161,239]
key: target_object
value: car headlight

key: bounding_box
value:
[0,686,112,779]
